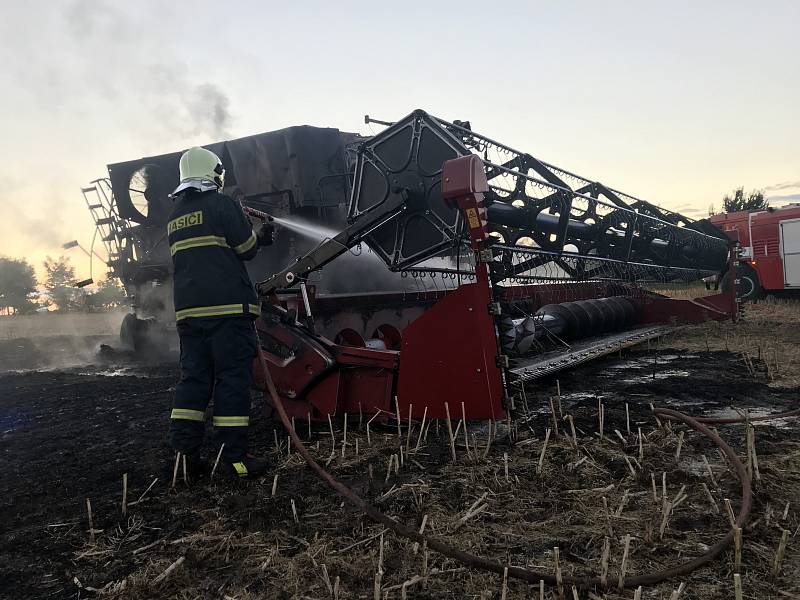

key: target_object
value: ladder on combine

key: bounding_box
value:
[81,179,126,278]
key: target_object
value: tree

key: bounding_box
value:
[722,187,768,213]
[0,257,39,315]
[85,277,127,311]
[43,256,83,312]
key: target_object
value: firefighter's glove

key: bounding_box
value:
[255,222,275,247]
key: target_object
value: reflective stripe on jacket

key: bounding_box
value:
[168,190,260,320]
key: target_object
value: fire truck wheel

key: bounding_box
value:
[722,265,764,302]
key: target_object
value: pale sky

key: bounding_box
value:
[1,0,798,280]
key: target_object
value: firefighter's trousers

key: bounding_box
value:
[169,316,257,461]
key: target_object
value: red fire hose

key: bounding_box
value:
[256,346,755,590]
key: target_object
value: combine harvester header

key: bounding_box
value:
[252,110,739,422]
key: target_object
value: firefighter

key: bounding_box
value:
[166,146,274,479]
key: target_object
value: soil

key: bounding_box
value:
[1,304,799,599]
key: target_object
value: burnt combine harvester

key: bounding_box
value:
[252,110,738,421]
[81,125,367,348]
[82,109,736,412]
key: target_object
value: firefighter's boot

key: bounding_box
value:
[171,452,208,484]
[186,452,209,482]
[228,454,270,479]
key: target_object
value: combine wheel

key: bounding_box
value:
[722,264,764,302]
[120,313,166,353]
[120,313,138,349]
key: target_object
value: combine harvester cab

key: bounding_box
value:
[252,110,739,421]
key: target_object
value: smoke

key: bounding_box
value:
[0,310,130,371]
[64,0,114,35]
[195,84,232,140]
[0,2,241,267]
[143,65,234,141]
[314,246,468,294]
[60,1,237,143]
[5,2,239,142]
[16,213,69,249]
[317,249,410,294]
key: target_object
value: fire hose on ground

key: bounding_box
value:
[255,346,773,590]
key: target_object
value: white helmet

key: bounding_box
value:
[171,146,225,196]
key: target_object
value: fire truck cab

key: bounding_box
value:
[710,205,800,300]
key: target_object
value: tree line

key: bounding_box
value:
[0,256,126,315]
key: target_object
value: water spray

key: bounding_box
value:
[269,215,339,240]
[242,205,339,241]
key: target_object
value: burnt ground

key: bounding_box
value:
[0,335,118,372]
[1,304,799,599]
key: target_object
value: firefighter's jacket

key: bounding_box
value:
[167,189,260,321]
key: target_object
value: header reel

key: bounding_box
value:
[345,110,728,286]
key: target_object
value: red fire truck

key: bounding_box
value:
[709,204,800,301]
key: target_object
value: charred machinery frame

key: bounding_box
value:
[80,125,365,349]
